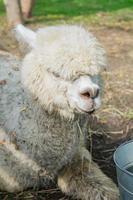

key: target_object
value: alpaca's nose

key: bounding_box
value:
[80,88,99,100]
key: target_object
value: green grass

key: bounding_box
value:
[0,0,5,16]
[33,0,133,16]
[0,0,133,26]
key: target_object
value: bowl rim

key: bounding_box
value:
[113,139,133,177]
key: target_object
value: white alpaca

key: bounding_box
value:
[0,24,119,199]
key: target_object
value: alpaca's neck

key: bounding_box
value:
[4,89,88,172]
[14,91,76,142]
[16,92,84,169]
[26,91,79,126]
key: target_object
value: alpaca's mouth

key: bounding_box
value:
[88,109,95,114]
[76,106,95,114]
[84,109,95,114]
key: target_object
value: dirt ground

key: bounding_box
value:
[0,25,133,199]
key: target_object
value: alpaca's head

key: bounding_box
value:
[16,25,106,119]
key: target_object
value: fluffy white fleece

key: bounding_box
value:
[0,25,119,200]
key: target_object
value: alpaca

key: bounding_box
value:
[0,25,119,199]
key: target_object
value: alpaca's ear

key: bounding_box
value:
[14,24,36,48]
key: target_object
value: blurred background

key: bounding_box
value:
[0,0,133,199]
[0,0,133,54]
[0,0,133,27]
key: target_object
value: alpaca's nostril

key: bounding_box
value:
[95,88,100,98]
[91,88,100,99]
[80,88,99,100]
[80,91,90,99]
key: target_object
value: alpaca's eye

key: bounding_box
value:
[49,70,60,78]
[53,72,60,78]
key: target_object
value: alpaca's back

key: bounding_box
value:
[0,54,24,191]
[0,54,21,127]
[0,54,47,191]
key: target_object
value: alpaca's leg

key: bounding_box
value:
[58,147,119,200]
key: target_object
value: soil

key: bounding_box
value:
[0,25,133,199]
